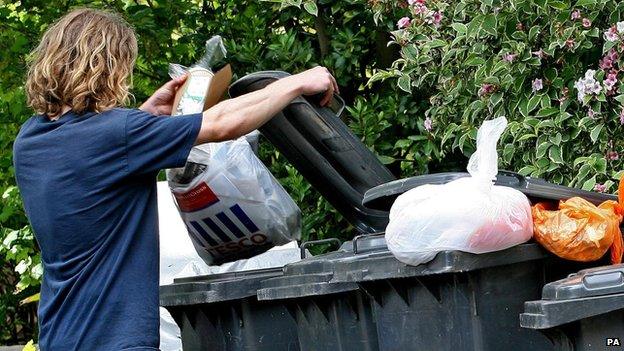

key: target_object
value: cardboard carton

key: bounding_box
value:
[172,64,233,116]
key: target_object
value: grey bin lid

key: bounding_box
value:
[257,234,551,301]
[229,71,396,234]
[520,264,624,329]
[363,170,617,211]
[159,267,283,307]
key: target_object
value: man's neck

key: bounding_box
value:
[48,105,72,121]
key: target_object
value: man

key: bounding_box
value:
[13,8,338,350]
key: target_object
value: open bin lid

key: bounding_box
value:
[229,71,395,234]
[363,170,617,211]
[159,267,284,307]
[520,264,624,329]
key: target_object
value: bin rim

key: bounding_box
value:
[159,267,284,307]
[362,170,617,211]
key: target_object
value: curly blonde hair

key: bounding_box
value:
[26,8,138,116]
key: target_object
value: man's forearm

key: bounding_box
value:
[196,76,302,144]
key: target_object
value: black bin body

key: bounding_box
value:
[257,244,380,351]
[336,237,599,351]
[160,268,299,351]
[521,264,624,350]
[258,235,600,351]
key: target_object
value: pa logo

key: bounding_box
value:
[607,338,621,347]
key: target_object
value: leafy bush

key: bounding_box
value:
[368,0,624,192]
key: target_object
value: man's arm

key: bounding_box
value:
[196,66,338,144]
[140,66,339,143]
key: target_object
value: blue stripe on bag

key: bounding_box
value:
[229,204,260,233]
[201,217,233,243]
[189,221,219,247]
[216,212,245,238]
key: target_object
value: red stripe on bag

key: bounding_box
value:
[173,182,219,212]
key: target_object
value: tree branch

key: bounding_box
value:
[314,5,330,58]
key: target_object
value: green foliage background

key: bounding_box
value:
[1,0,623,344]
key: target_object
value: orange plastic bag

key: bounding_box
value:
[532,177,624,264]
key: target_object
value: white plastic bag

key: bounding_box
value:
[157,182,304,351]
[385,117,533,266]
[167,138,301,265]
[166,35,301,265]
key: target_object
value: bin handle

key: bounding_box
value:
[301,94,346,118]
[300,238,342,259]
[353,232,385,254]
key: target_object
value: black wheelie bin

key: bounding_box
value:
[521,264,624,350]
[228,71,612,351]
[255,171,613,351]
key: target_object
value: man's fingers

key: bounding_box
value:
[329,74,339,95]
[320,85,334,106]
[175,74,188,86]
[162,75,188,90]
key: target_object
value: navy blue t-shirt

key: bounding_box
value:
[13,108,203,350]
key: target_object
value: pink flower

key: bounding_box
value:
[588,108,596,118]
[397,17,411,29]
[408,0,425,4]
[412,3,428,15]
[565,39,575,49]
[424,117,433,132]
[594,183,607,193]
[432,11,443,26]
[604,71,618,92]
[571,10,581,20]
[582,18,591,28]
[605,26,619,42]
[478,83,495,97]
[607,49,619,61]
[502,53,517,63]
[532,49,545,59]
[620,109,624,125]
[532,78,543,92]
[607,151,620,161]
[599,57,613,70]
[516,23,524,31]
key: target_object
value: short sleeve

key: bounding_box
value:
[125,109,203,175]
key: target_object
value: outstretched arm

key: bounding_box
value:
[196,66,338,144]
[140,66,339,144]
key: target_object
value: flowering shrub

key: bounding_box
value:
[369,0,624,192]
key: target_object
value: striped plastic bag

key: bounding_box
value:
[166,138,301,265]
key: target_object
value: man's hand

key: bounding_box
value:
[288,66,339,106]
[140,75,187,115]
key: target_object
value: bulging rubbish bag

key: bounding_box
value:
[166,36,301,265]
[385,117,533,266]
[167,139,302,265]
[532,177,624,264]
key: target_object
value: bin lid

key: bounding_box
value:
[257,234,551,301]
[362,170,616,211]
[520,264,624,329]
[159,267,283,307]
[542,264,624,300]
[229,71,396,234]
